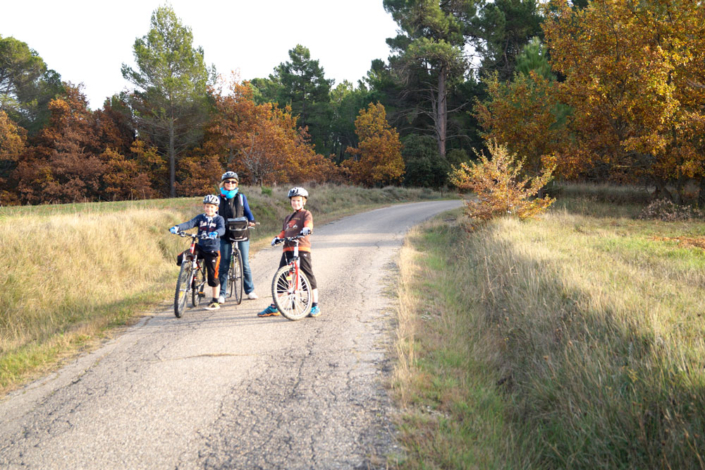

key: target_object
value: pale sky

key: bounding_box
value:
[1,0,400,109]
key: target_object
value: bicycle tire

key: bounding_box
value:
[174,262,192,318]
[271,264,312,321]
[192,266,207,308]
[229,248,244,305]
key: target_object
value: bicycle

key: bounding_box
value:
[173,231,208,318]
[224,217,257,305]
[270,233,312,321]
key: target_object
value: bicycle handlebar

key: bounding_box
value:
[175,231,208,240]
[282,233,306,242]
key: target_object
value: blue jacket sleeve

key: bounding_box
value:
[215,216,226,237]
[242,194,255,222]
[175,215,201,232]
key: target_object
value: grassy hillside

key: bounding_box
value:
[392,188,705,468]
[0,184,444,394]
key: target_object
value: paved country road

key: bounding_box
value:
[0,200,462,469]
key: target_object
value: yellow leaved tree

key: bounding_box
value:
[343,102,404,187]
[449,140,555,223]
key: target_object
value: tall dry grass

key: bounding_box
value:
[479,210,705,468]
[0,208,187,387]
[393,196,705,468]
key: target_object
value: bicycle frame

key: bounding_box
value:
[178,231,207,295]
[182,232,202,283]
[283,236,304,294]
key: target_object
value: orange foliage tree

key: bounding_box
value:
[15,84,106,204]
[542,0,705,201]
[206,75,337,186]
[343,102,404,187]
[12,84,161,204]
[0,110,26,205]
[474,71,567,178]
[449,140,555,223]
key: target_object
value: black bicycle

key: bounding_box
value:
[224,217,257,305]
[172,231,208,318]
[226,239,244,304]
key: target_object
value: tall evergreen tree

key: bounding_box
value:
[383,0,477,157]
[0,35,63,134]
[121,5,213,197]
[469,0,544,80]
[270,45,333,155]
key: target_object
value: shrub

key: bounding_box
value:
[449,140,555,224]
[638,198,704,221]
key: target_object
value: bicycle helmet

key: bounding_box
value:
[203,194,220,205]
[288,187,309,199]
[221,171,239,182]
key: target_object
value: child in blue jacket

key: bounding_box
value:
[170,195,225,310]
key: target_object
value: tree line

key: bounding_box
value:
[4,0,698,206]
[0,1,545,205]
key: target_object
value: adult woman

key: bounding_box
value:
[217,171,258,303]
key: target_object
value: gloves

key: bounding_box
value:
[169,226,178,234]
[301,227,312,236]
[271,237,282,246]
[208,231,218,239]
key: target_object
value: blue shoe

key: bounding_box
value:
[257,305,280,317]
[308,305,321,318]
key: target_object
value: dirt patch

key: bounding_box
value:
[652,236,705,250]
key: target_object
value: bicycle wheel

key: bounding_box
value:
[192,266,207,308]
[174,262,193,318]
[228,248,244,305]
[271,264,312,321]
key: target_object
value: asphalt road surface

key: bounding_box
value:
[0,200,462,469]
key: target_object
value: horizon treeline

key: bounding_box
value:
[2,0,703,206]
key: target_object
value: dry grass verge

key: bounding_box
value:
[392,194,705,468]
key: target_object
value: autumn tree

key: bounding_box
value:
[121,5,213,197]
[344,102,404,187]
[449,140,555,223]
[94,94,135,156]
[101,147,157,200]
[542,0,705,201]
[474,39,568,177]
[0,110,25,204]
[328,80,376,163]
[15,84,106,204]
[206,76,336,186]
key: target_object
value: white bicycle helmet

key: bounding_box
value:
[288,187,309,199]
[221,171,239,182]
[203,194,220,205]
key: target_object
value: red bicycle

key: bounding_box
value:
[271,234,313,321]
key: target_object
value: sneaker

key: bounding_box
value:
[257,305,280,317]
[247,292,259,300]
[206,299,220,311]
[218,295,225,304]
[308,305,321,318]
